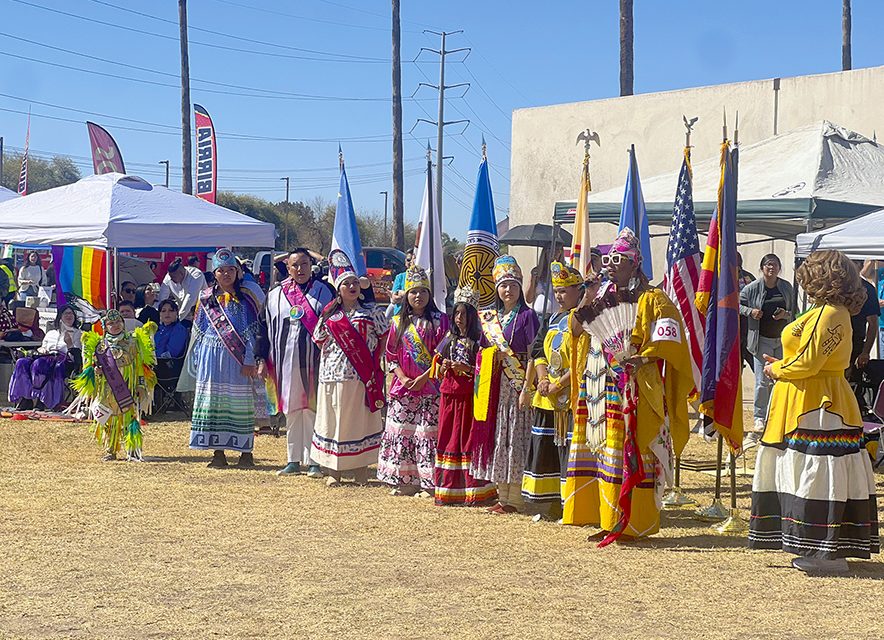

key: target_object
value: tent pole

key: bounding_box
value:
[105,247,112,310]
[113,247,119,310]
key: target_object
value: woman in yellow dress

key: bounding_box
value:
[749,250,879,573]
[573,228,693,545]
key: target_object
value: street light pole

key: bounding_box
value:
[379,190,389,245]
[159,160,170,188]
[281,176,290,249]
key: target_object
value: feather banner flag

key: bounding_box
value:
[86,121,126,175]
[458,149,499,308]
[618,145,652,280]
[51,245,108,310]
[330,146,367,275]
[193,104,217,203]
[696,141,744,452]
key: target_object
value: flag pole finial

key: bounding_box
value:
[683,115,698,150]
[722,107,728,142]
[575,128,599,157]
[338,143,343,171]
[481,134,487,160]
[426,140,432,162]
[734,111,739,146]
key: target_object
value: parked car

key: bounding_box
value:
[363,247,407,304]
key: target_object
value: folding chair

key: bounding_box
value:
[153,356,190,415]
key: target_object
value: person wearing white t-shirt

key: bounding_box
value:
[158,258,206,322]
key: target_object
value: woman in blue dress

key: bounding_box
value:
[188,249,262,468]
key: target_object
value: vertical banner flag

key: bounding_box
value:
[458,153,499,308]
[663,148,705,391]
[193,104,217,203]
[414,159,446,310]
[330,148,367,275]
[17,110,30,195]
[51,245,108,310]
[696,141,743,452]
[569,147,591,276]
[618,145,652,279]
[86,122,126,175]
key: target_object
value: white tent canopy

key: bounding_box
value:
[796,207,884,259]
[555,121,884,237]
[0,172,275,249]
[0,186,19,203]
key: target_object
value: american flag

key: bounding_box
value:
[663,149,704,390]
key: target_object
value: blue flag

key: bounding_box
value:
[458,157,500,308]
[618,145,652,279]
[331,164,366,275]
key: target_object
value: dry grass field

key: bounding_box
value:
[1,412,883,640]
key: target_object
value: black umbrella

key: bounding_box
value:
[498,223,572,247]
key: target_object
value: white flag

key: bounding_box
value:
[414,165,446,310]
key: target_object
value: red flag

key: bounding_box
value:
[194,104,217,203]
[17,111,30,195]
[86,121,126,175]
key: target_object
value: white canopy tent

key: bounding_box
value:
[0,186,19,204]
[554,121,884,239]
[796,207,884,259]
[0,173,275,249]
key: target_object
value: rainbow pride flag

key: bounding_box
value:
[51,246,108,309]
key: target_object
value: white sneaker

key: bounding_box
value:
[743,431,761,450]
[791,556,849,574]
[753,418,765,432]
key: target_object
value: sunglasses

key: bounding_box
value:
[601,253,630,266]
[123,288,136,294]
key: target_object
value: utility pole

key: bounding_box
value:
[390,0,405,251]
[842,0,852,71]
[619,0,634,96]
[379,190,389,245]
[281,176,290,249]
[179,0,193,194]
[159,160,170,188]
[417,31,470,231]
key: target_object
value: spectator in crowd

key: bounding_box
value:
[739,253,795,447]
[387,250,414,319]
[849,260,881,414]
[17,251,45,302]
[589,247,603,276]
[525,245,564,317]
[239,259,266,309]
[118,300,143,332]
[118,281,137,306]
[39,304,83,375]
[0,258,16,303]
[154,299,189,359]
[158,257,206,322]
[737,252,756,370]
[135,283,160,325]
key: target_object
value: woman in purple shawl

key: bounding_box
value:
[469,255,540,514]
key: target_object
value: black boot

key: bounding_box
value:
[207,450,228,468]
[237,452,255,469]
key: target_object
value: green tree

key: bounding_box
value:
[1,153,80,193]
[442,232,464,256]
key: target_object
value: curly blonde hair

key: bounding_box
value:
[796,250,867,315]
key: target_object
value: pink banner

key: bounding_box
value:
[86,121,126,175]
[193,104,217,204]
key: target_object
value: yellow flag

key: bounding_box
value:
[569,152,591,276]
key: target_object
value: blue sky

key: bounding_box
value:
[1,0,882,241]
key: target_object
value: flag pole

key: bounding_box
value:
[663,115,700,510]
[426,141,435,298]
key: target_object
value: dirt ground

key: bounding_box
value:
[1,412,882,640]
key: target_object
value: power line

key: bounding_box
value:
[9,0,387,64]
[0,48,403,103]
[83,0,389,62]
[0,32,409,102]
[207,0,415,34]
[461,64,513,121]
[0,105,398,144]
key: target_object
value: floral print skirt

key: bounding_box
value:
[376,394,440,490]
